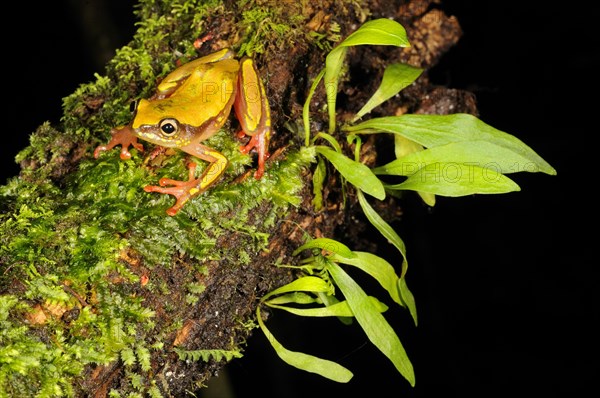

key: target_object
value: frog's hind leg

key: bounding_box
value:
[144,144,228,216]
[239,132,269,179]
[234,57,271,179]
[156,48,235,96]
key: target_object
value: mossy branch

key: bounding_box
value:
[1,1,473,396]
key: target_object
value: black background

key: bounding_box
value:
[2,1,597,397]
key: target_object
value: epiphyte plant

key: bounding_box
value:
[257,18,555,386]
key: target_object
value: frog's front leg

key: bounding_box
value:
[234,57,271,179]
[144,143,228,216]
[94,125,145,160]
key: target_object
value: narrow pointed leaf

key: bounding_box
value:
[415,190,436,207]
[346,114,557,175]
[262,276,331,302]
[332,251,402,305]
[357,190,407,276]
[318,291,353,325]
[324,47,348,133]
[394,134,436,206]
[313,131,343,153]
[324,18,411,133]
[266,296,388,317]
[257,307,353,382]
[398,278,417,325]
[387,162,521,196]
[331,252,418,325]
[312,156,327,210]
[265,292,321,306]
[316,146,385,200]
[303,68,325,145]
[354,63,423,121]
[326,261,415,386]
[293,237,356,258]
[375,140,552,176]
[340,18,411,47]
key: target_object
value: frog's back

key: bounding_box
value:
[136,59,239,128]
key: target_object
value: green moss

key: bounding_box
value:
[1,127,314,396]
[237,3,306,56]
[173,347,242,362]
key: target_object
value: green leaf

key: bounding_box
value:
[257,307,353,382]
[394,132,423,159]
[326,260,415,386]
[303,69,325,145]
[316,146,385,200]
[386,162,521,196]
[357,190,407,276]
[317,291,353,325]
[266,296,388,317]
[398,278,417,326]
[394,134,436,206]
[332,251,403,308]
[262,276,331,302]
[313,131,343,153]
[265,292,321,306]
[375,140,553,177]
[340,18,411,47]
[416,190,436,207]
[346,113,557,175]
[342,198,417,325]
[293,237,356,258]
[312,156,327,210]
[324,47,348,134]
[354,63,423,121]
[324,19,411,133]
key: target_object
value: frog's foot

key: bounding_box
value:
[94,125,144,160]
[239,131,270,179]
[144,162,207,216]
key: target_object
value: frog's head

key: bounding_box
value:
[129,98,198,148]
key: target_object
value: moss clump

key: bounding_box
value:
[1,135,315,396]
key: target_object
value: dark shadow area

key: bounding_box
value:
[1,0,136,184]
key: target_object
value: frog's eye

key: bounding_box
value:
[159,118,179,136]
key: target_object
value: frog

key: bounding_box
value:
[94,48,271,216]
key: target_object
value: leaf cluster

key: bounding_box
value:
[258,17,556,387]
[258,238,415,384]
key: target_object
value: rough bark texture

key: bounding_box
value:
[2,1,478,396]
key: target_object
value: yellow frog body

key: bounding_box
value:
[94,49,271,215]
